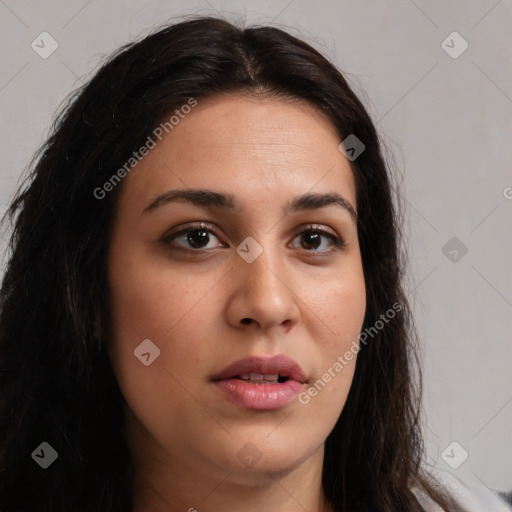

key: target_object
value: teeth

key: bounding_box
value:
[237,373,280,382]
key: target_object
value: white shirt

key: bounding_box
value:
[412,470,512,511]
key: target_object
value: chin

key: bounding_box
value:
[212,432,322,482]
[223,453,308,486]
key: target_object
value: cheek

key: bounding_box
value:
[300,265,366,407]
[108,250,220,358]
[107,256,221,447]
[307,263,366,347]
[107,244,229,414]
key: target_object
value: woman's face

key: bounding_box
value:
[108,95,366,485]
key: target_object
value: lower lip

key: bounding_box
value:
[214,379,304,410]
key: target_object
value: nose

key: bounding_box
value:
[225,242,300,333]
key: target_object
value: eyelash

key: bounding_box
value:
[160,221,345,255]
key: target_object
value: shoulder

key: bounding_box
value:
[412,469,512,512]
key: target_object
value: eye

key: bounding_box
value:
[160,222,345,255]
[161,222,225,252]
[290,226,345,253]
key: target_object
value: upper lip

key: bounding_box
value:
[211,355,307,383]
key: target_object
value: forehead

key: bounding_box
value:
[118,95,356,212]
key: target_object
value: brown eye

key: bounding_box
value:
[185,229,211,249]
[161,222,224,252]
[291,228,345,253]
[300,232,322,250]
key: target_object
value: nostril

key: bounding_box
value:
[240,318,252,325]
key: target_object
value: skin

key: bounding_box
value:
[107,95,367,512]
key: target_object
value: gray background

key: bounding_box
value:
[1,0,511,495]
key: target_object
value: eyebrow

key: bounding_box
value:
[142,188,357,221]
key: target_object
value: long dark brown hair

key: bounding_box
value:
[0,15,455,512]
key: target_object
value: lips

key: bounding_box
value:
[211,355,307,410]
[211,355,307,384]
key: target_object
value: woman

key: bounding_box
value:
[0,15,508,512]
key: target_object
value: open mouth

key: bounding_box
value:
[211,355,306,410]
[211,354,307,385]
[232,373,290,383]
